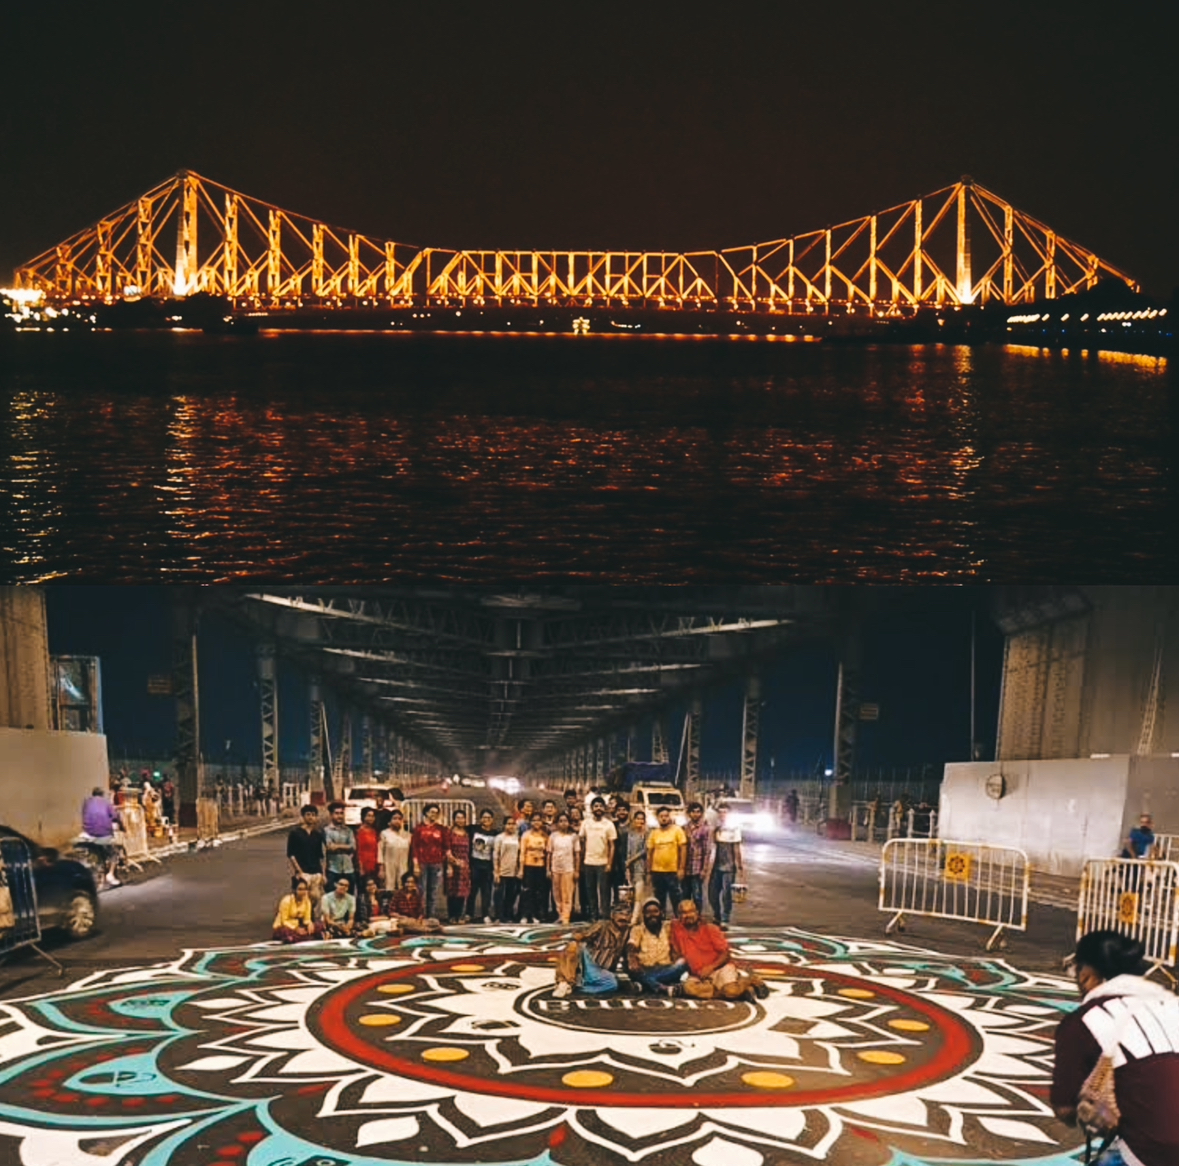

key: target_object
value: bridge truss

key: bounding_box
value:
[14,171,1137,311]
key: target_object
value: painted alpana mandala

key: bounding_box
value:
[0,927,1088,1166]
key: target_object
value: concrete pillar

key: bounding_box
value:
[172,596,203,828]
[0,588,53,730]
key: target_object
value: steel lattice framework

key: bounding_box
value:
[14,171,1137,310]
[211,587,850,774]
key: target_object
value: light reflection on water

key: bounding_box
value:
[0,333,1173,582]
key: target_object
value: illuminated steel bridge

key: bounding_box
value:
[14,171,1137,312]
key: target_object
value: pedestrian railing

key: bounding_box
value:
[1077,858,1179,986]
[1152,834,1177,862]
[400,798,478,829]
[0,838,62,974]
[879,838,1030,951]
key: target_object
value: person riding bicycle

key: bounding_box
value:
[81,785,123,887]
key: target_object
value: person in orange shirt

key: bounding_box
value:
[670,899,767,1000]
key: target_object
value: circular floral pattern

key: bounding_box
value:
[0,927,1088,1166]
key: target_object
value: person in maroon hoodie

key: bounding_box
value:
[1052,930,1179,1166]
[410,804,449,920]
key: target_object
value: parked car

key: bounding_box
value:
[0,825,99,940]
[342,786,404,826]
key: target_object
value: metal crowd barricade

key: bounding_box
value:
[879,838,1030,951]
[0,838,62,975]
[1077,858,1179,985]
[399,798,478,829]
[1153,834,1177,863]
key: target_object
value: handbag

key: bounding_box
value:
[1076,1003,1134,1164]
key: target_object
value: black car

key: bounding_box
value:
[0,826,99,940]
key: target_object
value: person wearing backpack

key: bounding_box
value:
[1051,930,1179,1165]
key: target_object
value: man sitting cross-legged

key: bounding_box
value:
[553,901,633,999]
[671,899,768,1001]
[319,875,357,938]
[627,898,688,996]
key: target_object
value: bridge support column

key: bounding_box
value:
[174,174,198,296]
[740,677,760,800]
[652,717,668,766]
[172,595,203,828]
[684,698,702,791]
[361,714,373,781]
[309,680,326,804]
[257,644,279,796]
[829,633,861,824]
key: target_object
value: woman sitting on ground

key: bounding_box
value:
[1051,929,1179,1166]
[272,878,324,944]
[356,875,397,936]
[389,871,442,934]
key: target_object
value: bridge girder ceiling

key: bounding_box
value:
[213,587,847,772]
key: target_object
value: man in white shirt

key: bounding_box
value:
[579,796,617,921]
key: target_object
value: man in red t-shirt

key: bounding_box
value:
[670,900,768,1000]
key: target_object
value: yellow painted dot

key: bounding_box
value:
[742,1071,795,1089]
[838,988,876,999]
[358,1013,401,1027]
[422,1047,470,1062]
[377,984,415,995]
[449,964,486,973]
[888,1019,930,1032]
[561,1070,614,1088]
[858,1050,906,1065]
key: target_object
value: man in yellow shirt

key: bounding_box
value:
[646,806,686,915]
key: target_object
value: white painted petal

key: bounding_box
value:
[842,1095,928,1125]
[599,1107,698,1139]
[965,1012,1026,1028]
[246,1004,307,1022]
[249,1029,318,1050]
[272,987,329,1003]
[917,1078,1007,1105]
[971,1053,1048,1078]
[361,1075,453,1103]
[0,1119,187,1166]
[922,992,975,1012]
[454,1094,553,1126]
[282,1048,359,1073]
[190,996,250,1009]
[355,1116,420,1146]
[175,1054,250,1071]
[706,1107,807,1141]
[983,1034,1052,1055]
[977,1116,1057,1144]
[692,1136,764,1166]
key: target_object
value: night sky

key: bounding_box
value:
[3,4,1175,295]
[43,588,1003,779]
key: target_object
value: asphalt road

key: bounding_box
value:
[2,782,1078,998]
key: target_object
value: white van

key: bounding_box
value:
[629,783,687,826]
[343,785,403,826]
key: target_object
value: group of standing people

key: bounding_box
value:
[272,788,749,942]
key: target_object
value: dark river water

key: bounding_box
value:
[0,332,1173,582]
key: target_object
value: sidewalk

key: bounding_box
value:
[101,808,298,891]
[788,827,1082,912]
